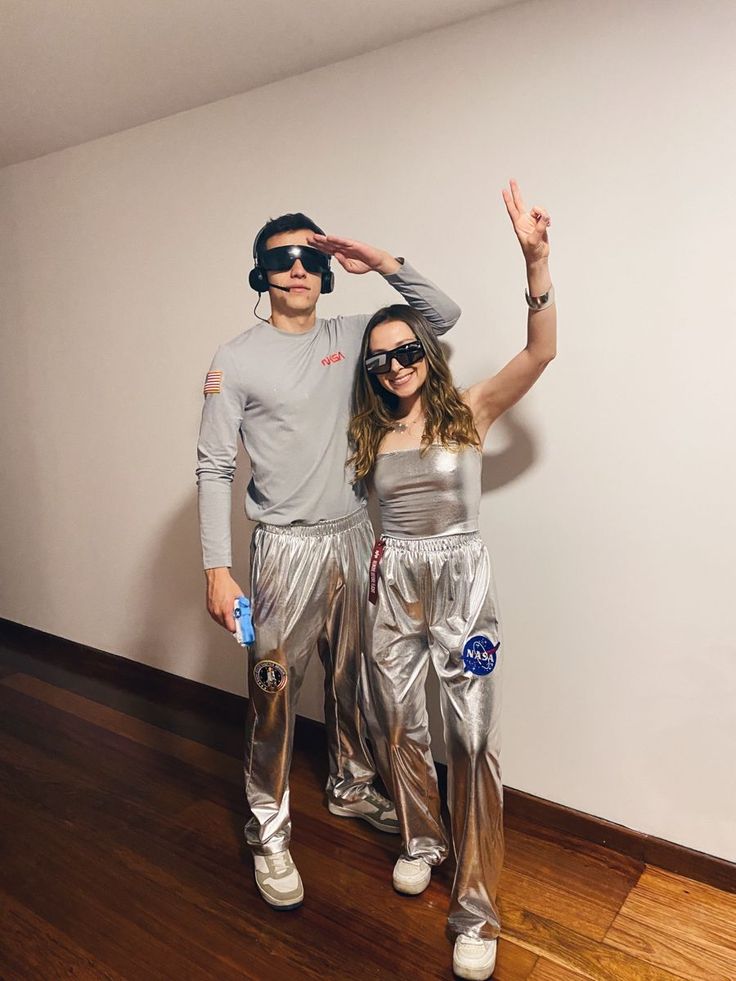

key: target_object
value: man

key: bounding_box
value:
[196,212,460,909]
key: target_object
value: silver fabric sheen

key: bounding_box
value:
[373,444,481,538]
[245,508,381,855]
[365,446,503,939]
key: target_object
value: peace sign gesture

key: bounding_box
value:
[502,179,551,265]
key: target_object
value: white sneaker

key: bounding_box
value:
[452,935,497,980]
[253,850,304,910]
[392,855,431,895]
[328,788,400,834]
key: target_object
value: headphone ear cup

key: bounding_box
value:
[249,267,267,292]
[321,269,335,294]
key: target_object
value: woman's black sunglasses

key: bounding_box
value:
[365,340,426,375]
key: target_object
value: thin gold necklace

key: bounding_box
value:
[391,411,425,433]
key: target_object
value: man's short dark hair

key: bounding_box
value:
[255,212,325,260]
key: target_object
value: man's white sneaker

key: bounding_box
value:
[328,788,400,834]
[452,935,497,980]
[253,850,304,910]
[392,855,431,895]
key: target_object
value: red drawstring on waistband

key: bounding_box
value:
[368,540,385,605]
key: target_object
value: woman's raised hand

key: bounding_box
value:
[501,179,551,265]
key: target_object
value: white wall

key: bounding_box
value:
[2,0,735,862]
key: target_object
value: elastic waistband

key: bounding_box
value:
[381,531,483,553]
[256,505,370,538]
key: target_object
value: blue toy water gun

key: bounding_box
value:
[233,595,255,646]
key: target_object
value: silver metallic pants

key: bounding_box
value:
[365,532,503,939]
[244,507,379,855]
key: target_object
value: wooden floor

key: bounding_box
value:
[1,628,735,981]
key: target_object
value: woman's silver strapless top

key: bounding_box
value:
[373,444,481,538]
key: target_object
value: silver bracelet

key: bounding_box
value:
[525,284,555,311]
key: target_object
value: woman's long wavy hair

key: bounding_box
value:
[349,305,480,481]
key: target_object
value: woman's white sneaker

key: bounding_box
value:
[392,856,431,895]
[253,850,304,910]
[452,935,497,980]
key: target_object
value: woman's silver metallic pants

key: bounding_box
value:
[244,507,378,855]
[365,532,503,939]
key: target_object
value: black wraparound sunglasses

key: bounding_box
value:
[365,340,426,375]
[260,244,330,275]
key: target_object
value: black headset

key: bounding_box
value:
[248,217,335,295]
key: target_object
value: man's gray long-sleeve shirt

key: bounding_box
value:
[196,261,461,569]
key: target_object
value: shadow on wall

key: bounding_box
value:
[437,338,538,496]
[480,412,537,496]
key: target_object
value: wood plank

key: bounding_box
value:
[498,894,685,981]
[499,817,643,941]
[495,945,541,981]
[0,796,310,981]
[604,866,736,980]
[0,890,126,981]
[0,682,225,824]
[528,960,590,980]
[2,672,239,781]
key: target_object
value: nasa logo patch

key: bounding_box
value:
[254,660,288,694]
[462,635,499,676]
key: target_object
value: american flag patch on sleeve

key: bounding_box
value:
[203,370,223,395]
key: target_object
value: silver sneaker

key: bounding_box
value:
[253,849,304,910]
[452,935,497,980]
[392,855,431,895]
[327,788,400,834]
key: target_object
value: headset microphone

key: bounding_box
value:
[253,279,292,320]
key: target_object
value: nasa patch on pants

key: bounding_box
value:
[253,659,288,694]
[462,635,499,676]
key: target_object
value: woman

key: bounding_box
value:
[349,180,556,981]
